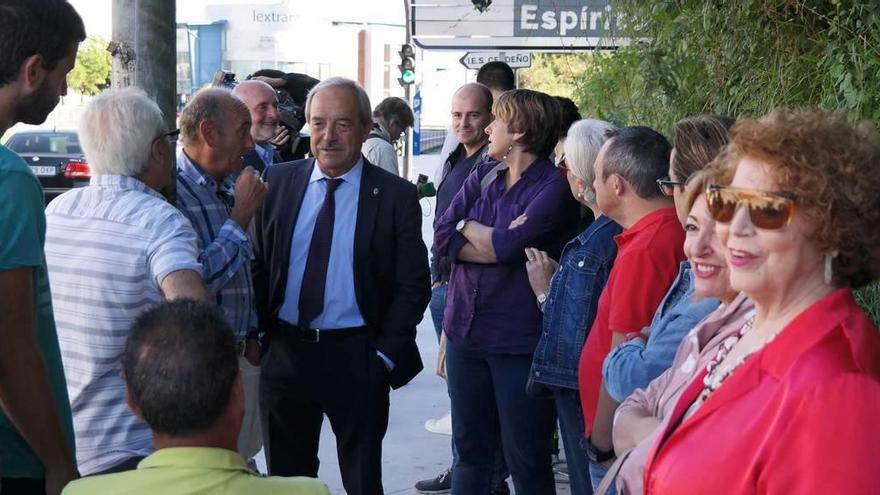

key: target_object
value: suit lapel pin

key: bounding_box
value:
[373,187,379,196]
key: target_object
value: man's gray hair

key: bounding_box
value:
[564,119,617,204]
[305,77,372,128]
[78,87,166,177]
[179,87,246,146]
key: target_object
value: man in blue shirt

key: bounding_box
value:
[252,77,430,495]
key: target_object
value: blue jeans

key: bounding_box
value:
[447,341,555,494]
[429,282,448,341]
[553,388,592,495]
[589,460,616,494]
[430,283,509,487]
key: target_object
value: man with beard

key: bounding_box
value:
[0,1,84,494]
[234,80,283,173]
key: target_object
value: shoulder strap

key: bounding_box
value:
[479,161,507,191]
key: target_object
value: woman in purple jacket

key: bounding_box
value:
[434,89,578,494]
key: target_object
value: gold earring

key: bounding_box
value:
[502,144,513,161]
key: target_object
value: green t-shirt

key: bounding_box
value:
[0,145,75,477]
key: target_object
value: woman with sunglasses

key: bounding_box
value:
[643,110,880,493]
[588,115,731,493]
[607,168,751,495]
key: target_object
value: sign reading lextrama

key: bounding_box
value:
[412,0,623,50]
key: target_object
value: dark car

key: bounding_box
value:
[4,129,91,203]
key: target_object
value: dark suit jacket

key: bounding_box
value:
[251,157,430,389]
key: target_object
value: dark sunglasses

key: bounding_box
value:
[656,177,686,196]
[706,184,798,230]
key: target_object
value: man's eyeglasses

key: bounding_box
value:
[656,177,686,196]
[705,184,798,230]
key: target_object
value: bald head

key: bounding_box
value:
[179,88,254,181]
[454,83,493,114]
[451,83,494,155]
[179,88,249,146]
[233,80,280,143]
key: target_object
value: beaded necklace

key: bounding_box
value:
[693,313,780,408]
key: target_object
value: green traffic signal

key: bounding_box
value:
[399,69,415,85]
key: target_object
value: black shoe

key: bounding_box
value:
[415,468,452,493]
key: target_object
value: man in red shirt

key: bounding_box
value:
[576,126,685,490]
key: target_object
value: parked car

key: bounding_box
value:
[4,129,90,203]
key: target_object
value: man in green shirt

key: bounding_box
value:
[0,1,85,494]
[63,300,330,495]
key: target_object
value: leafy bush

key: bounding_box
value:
[571,0,880,135]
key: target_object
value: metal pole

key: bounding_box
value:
[111,0,177,196]
[403,0,412,179]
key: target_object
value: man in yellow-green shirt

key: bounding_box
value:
[63,300,329,495]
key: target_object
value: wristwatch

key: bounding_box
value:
[585,437,616,463]
[456,219,468,232]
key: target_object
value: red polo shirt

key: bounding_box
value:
[643,289,880,494]
[578,207,685,435]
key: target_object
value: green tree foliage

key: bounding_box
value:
[518,53,593,101]
[68,36,111,96]
[576,0,880,134]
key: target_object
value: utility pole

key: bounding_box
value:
[402,0,412,179]
[110,0,177,193]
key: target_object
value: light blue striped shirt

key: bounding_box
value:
[44,174,202,475]
[279,159,365,328]
[176,151,257,339]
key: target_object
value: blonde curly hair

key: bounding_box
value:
[713,109,880,288]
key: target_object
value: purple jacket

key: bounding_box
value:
[434,157,576,354]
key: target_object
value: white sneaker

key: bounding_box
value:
[424,410,452,436]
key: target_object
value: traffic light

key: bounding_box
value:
[398,44,415,86]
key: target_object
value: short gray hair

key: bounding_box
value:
[78,87,165,177]
[305,77,372,128]
[564,119,617,204]
[179,87,246,146]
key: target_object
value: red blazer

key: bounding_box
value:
[643,289,880,494]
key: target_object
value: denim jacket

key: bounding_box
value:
[530,215,622,390]
[601,261,720,402]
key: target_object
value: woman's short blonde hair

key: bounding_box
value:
[493,89,561,157]
[714,109,880,288]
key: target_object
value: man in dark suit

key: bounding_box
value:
[251,77,430,495]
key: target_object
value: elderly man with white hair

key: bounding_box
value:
[44,87,208,476]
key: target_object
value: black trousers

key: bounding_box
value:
[260,331,390,495]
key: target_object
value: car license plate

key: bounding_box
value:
[30,166,56,177]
